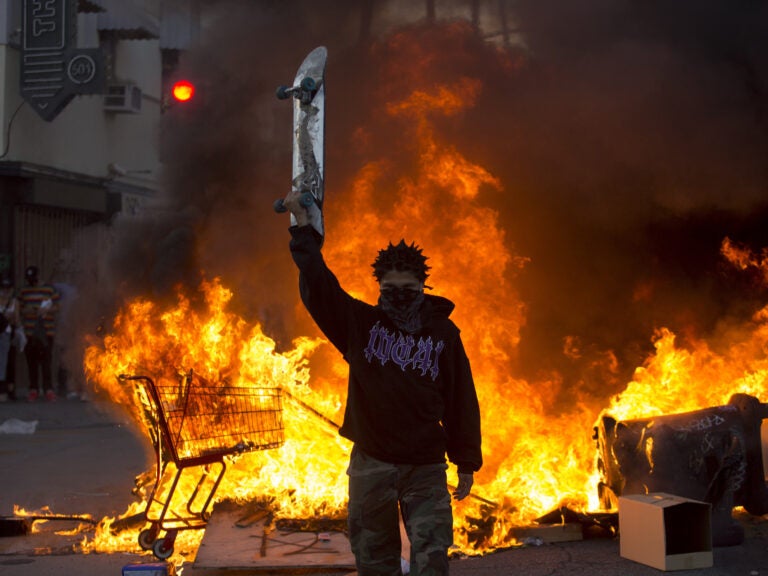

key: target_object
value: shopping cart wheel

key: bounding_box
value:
[153,537,174,559]
[138,526,159,550]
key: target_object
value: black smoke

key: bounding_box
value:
[488,0,768,394]
[72,0,768,406]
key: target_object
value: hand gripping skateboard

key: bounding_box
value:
[273,46,327,245]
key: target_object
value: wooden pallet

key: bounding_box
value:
[194,503,355,571]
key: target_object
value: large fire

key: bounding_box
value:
[68,23,768,566]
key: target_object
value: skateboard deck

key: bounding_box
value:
[274,46,327,244]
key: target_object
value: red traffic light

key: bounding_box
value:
[171,80,195,103]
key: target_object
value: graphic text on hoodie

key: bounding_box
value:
[363,321,445,381]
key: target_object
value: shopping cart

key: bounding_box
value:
[119,372,284,559]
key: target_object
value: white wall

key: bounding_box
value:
[0,1,162,189]
[3,40,162,183]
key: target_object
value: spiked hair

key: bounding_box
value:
[372,240,430,282]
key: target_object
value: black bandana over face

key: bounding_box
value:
[378,286,425,334]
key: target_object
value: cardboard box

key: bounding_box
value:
[619,493,713,571]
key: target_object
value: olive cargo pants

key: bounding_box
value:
[346,446,453,575]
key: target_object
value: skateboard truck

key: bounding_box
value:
[275,77,320,105]
[273,191,315,213]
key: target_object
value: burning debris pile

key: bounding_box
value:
[76,248,768,560]
[596,393,768,546]
[43,0,768,565]
[115,372,285,559]
[81,279,348,558]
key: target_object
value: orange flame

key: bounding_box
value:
[82,279,348,559]
[75,29,768,562]
[722,237,768,285]
[602,239,768,423]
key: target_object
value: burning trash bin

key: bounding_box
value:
[595,393,768,546]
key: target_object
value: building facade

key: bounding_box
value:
[0,0,197,286]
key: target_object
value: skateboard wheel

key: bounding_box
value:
[273,198,287,213]
[275,85,290,100]
[300,77,316,92]
[299,192,314,207]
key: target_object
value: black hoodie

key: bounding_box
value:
[289,225,482,474]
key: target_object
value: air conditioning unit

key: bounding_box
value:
[104,83,142,113]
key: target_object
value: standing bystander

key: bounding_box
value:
[52,280,78,399]
[19,265,59,401]
[0,276,20,401]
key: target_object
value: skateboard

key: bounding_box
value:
[273,46,327,244]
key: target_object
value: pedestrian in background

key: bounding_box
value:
[52,284,83,399]
[19,265,59,402]
[0,276,20,401]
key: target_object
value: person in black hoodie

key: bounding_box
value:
[284,189,482,576]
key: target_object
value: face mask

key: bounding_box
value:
[378,286,425,334]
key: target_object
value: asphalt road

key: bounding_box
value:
[0,396,766,576]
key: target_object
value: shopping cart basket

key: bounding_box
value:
[119,372,284,559]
